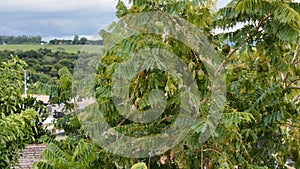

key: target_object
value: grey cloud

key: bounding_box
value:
[0,0,117,12]
[0,10,116,37]
[0,25,27,35]
[2,0,274,38]
[0,0,117,37]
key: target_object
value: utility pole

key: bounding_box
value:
[24,70,27,95]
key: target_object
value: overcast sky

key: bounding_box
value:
[0,0,255,40]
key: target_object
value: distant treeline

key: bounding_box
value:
[0,35,42,44]
[0,35,103,45]
[49,35,103,45]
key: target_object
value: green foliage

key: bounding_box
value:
[0,35,41,44]
[0,57,52,168]
[215,0,299,44]
[37,135,142,168]
[0,47,100,93]
[54,113,83,137]
[36,67,75,110]
[211,52,299,168]
[33,139,97,169]
[0,56,48,117]
[22,95,51,140]
[0,109,39,168]
[0,56,49,135]
[34,0,300,168]
[131,162,147,169]
[0,56,26,115]
[0,44,100,53]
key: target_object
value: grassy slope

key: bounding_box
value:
[0,44,102,53]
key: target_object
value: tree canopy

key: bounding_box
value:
[34,0,300,168]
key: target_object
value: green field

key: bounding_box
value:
[0,44,102,53]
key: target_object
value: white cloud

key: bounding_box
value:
[216,0,231,8]
[0,0,117,12]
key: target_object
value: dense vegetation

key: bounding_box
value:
[0,44,101,53]
[0,57,50,168]
[0,0,299,168]
[0,35,42,44]
[0,48,100,94]
[0,49,76,87]
[0,34,103,45]
[33,0,300,168]
[0,37,102,92]
[49,35,103,45]
[0,109,39,168]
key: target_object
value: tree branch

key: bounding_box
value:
[255,13,274,31]
[275,122,300,129]
[202,148,221,154]
[293,94,300,102]
[292,44,299,64]
[288,78,300,86]
[117,119,127,126]
[215,48,238,76]
[201,147,204,169]
[288,86,300,90]
[215,13,274,76]
[130,69,145,104]
[202,148,233,168]
[282,72,289,89]
[284,164,296,169]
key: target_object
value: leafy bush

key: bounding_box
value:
[0,109,39,168]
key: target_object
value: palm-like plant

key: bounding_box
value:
[33,139,97,169]
[36,66,74,111]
